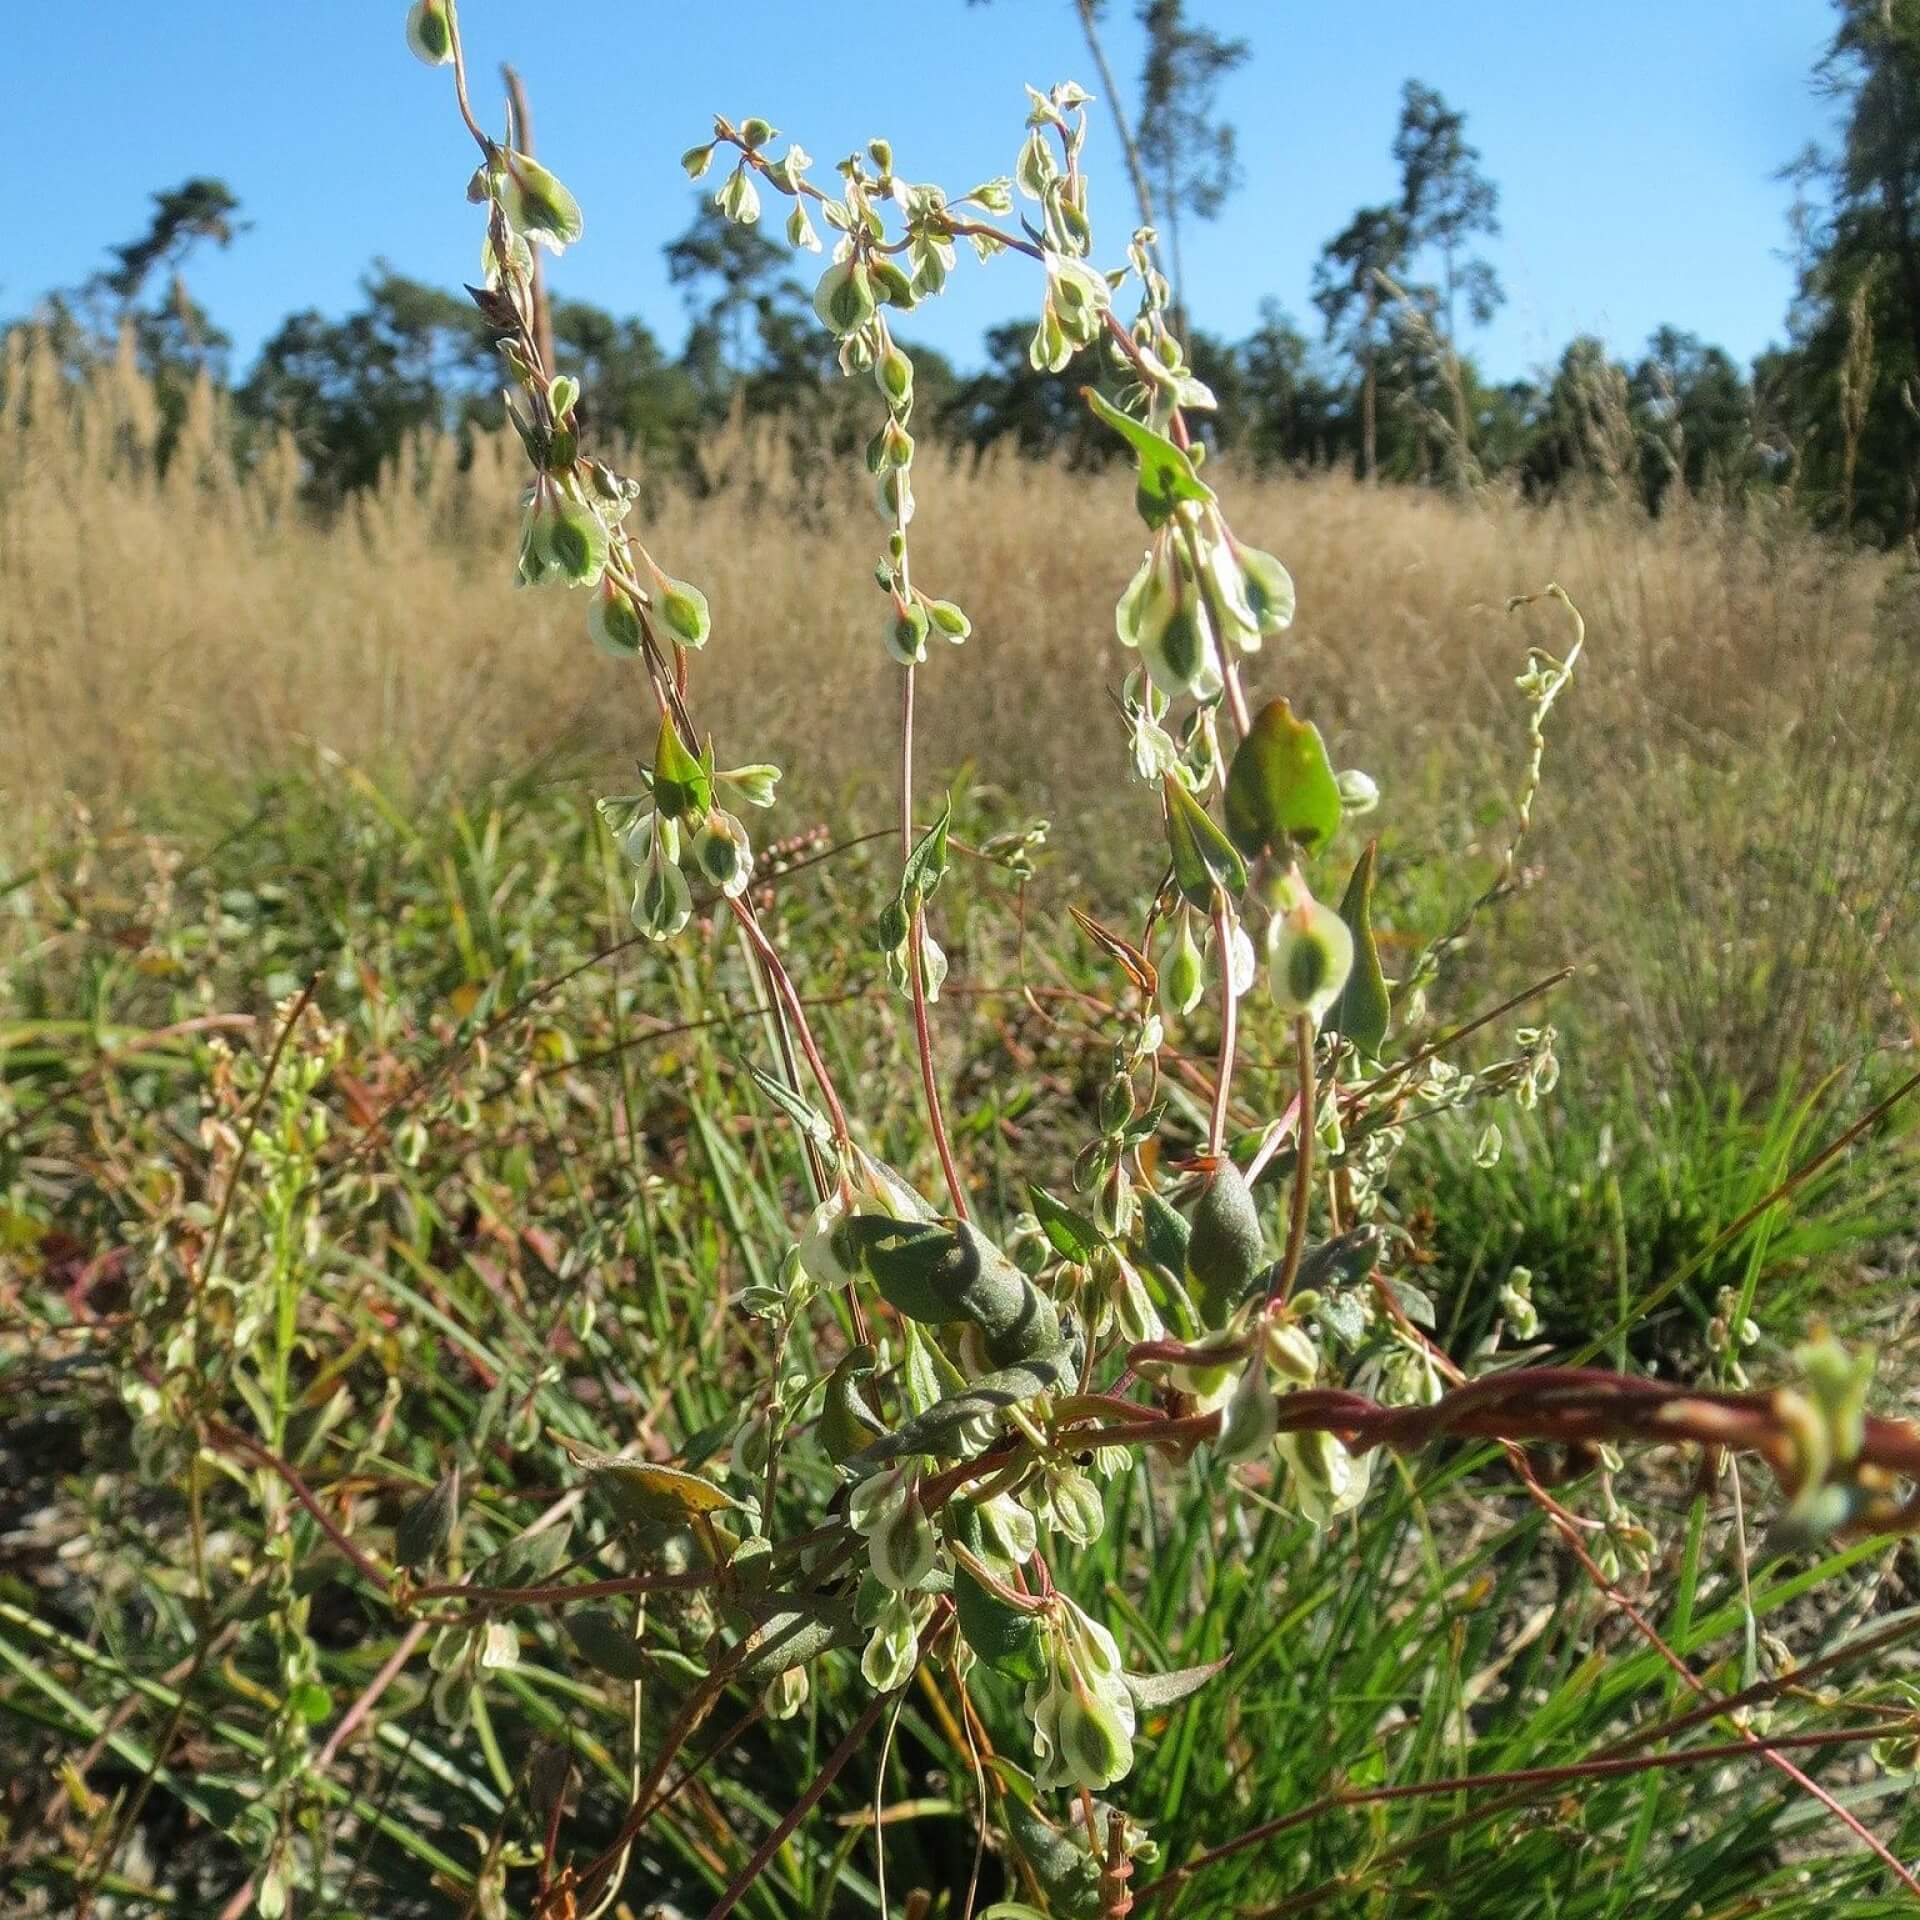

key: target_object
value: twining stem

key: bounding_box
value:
[901,665,970,1218]
[1270,1016,1315,1303]
[442,2,492,152]
[1206,895,1237,1156]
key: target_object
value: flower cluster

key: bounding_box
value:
[1116,514,1296,702]
[1026,1596,1138,1793]
[597,714,779,940]
[696,117,992,672]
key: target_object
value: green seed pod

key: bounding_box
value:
[691,809,753,899]
[680,142,716,179]
[715,762,781,811]
[1268,897,1355,1027]
[1186,1160,1264,1330]
[1158,911,1206,1019]
[739,117,776,149]
[786,202,822,251]
[1029,300,1070,374]
[764,1662,810,1720]
[869,1489,937,1590]
[539,495,610,586]
[861,1590,922,1690]
[870,257,917,309]
[925,599,971,641]
[886,599,930,666]
[875,342,914,411]
[1215,1358,1279,1465]
[498,151,585,253]
[875,464,914,526]
[814,258,877,336]
[1336,768,1380,814]
[1265,1319,1320,1387]
[631,855,691,942]
[1119,538,1223,701]
[588,579,644,658]
[1051,1466,1106,1546]
[1058,1686,1135,1792]
[870,417,914,471]
[1235,541,1296,636]
[649,570,711,648]
[405,0,454,65]
[714,165,761,225]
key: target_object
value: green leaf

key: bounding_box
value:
[565,1608,651,1682]
[954,1566,1047,1679]
[1223,698,1343,860]
[1084,388,1216,527]
[1006,1797,1104,1917]
[484,1519,575,1588]
[1314,1288,1369,1350]
[724,1590,861,1684]
[744,1061,835,1150]
[1124,1656,1228,1711]
[1027,1183,1104,1265]
[394,1468,459,1571]
[574,1456,737,1529]
[1139,1187,1191,1275]
[1163,775,1247,911]
[900,1320,941,1417]
[848,1348,1076,1469]
[902,796,952,911]
[820,1347,886,1465]
[1385,1276,1437,1330]
[844,1217,1062,1368]
[1332,840,1390,1056]
[651,710,710,820]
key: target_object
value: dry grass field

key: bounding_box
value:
[6,329,1916,1087]
[8,336,1920,1917]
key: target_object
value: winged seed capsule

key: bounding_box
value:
[404,0,453,65]
[1268,895,1355,1027]
[691,809,754,899]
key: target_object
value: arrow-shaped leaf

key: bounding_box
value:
[744,1061,835,1150]
[1164,774,1247,910]
[1027,1182,1104,1265]
[1124,1656,1230,1711]
[1223,698,1342,860]
[1084,387,1216,527]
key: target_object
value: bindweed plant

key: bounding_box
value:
[54,6,1920,1917]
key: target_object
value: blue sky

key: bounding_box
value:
[14,2,1837,381]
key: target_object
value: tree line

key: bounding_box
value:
[14,0,1919,545]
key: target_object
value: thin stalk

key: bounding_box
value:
[702,1687,896,1920]
[442,2,493,153]
[901,665,969,1217]
[1207,896,1237,1156]
[1269,1017,1315,1303]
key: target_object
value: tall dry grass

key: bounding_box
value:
[4,331,1915,1084]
